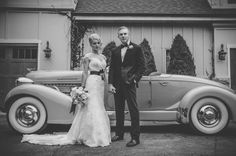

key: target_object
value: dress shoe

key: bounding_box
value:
[126,139,140,147]
[111,135,124,142]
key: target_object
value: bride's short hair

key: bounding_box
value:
[89,33,101,44]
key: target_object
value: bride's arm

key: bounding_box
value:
[81,57,89,88]
[101,54,108,83]
[104,66,108,83]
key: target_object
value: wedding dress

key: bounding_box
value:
[21,53,111,147]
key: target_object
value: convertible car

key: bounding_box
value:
[1,70,236,135]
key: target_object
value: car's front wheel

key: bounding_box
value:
[190,98,229,135]
[7,97,47,134]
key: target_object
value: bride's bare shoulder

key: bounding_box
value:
[99,54,106,60]
[84,53,95,61]
[82,53,92,64]
[83,52,92,58]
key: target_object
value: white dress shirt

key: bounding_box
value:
[121,40,130,62]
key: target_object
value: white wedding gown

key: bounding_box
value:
[21,53,111,147]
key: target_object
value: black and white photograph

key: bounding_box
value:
[1,0,236,155]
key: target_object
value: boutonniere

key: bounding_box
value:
[128,45,134,49]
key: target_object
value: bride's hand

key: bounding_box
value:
[108,84,116,94]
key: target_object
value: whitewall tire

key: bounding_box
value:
[190,98,229,135]
[7,97,47,134]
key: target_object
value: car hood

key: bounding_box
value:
[155,74,234,93]
[26,70,83,82]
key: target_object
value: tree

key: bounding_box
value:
[102,41,117,67]
[140,38,157,76]
[71,21,92,69]
[167,34,196,76]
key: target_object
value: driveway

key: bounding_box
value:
[1,112,236,156]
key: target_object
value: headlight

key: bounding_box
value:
[15,77,34,86]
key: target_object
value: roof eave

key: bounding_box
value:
[73,14,236,23]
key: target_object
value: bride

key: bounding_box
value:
[21,33,111,147]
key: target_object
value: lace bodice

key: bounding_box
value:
[84,53,106,71]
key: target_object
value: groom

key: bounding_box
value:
[108,26,145,147]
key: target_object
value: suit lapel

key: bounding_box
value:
[117,46,122,66]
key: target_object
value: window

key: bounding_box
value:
[0,47,5,59]
[166,49,171,70]
[12,47,38,59]
[228,0,236,4]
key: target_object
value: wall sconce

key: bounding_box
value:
[43,41,52,58]
[218,44,227,61]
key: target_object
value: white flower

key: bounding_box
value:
[76,88,83,95]
[70,86,88,106]
[128,45,134,49]
[78,86,84,91]
[81,94,88,100]
[70,87,77,97]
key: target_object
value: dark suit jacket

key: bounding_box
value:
[108,42,145,88]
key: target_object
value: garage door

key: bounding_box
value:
[230,48,236,91]
[0,44,38,106]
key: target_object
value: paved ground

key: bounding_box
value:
[1,113,236,156]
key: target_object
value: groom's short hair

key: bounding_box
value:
[117,26,129,33]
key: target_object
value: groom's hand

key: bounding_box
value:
[108,84,116,94]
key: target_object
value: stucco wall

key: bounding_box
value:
[214,26,236,79]
[0,10,71,70]
[0,0,77,9]
[208,0,236,8]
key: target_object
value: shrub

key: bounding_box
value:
[167,34,196,76]
[102,41,117,67]
[140,38,157,76]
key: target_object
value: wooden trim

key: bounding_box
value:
[0,39,41,70]
[0,0,76,10]
[75,16,236,22]
[0,39,41,44]
[227,44,236,88]
[213,23,236,28]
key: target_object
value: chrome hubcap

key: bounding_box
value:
[16,104,40,127]
[197,105,221,128]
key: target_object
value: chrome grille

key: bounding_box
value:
[41,83,80,95]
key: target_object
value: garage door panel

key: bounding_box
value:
[0,45,38,105]
[0,61,9,74]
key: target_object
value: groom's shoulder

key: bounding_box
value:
[130,42,140,48]
[130,42,142,51]
[112,46,120,53]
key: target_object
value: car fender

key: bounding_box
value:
[178,85,236,124]
[4,84,74,124]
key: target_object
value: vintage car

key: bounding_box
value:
[1,70,236,135]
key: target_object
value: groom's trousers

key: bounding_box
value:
[114,81,140,140]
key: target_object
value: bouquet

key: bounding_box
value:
[69,86,88,114]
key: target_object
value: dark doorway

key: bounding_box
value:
[230,48,236,91]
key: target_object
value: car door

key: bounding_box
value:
[136,76,152,110]
[105,76,151,121]
[150,75,186,110]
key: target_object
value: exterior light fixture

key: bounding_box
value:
[43,41,52,58]
[218,44,227,61]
